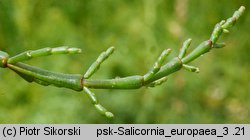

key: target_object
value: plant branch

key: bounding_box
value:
[0,6,245,118]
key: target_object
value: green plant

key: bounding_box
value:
[0,6,245,118]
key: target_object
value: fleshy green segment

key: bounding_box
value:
[84,75,144,89]
[147,76,168,87]
[178,38,192,59]
[83,87,114,118]
[182,6,245,65]
[213,43,226,48]
[8,46,82,64]
[182,40,212,64]
[221,6,245,29]
[144,57,183,84]
[144,49,171,82]
[211,6,245,44]
[84,46,115,79]
[210,22,224,43]
[183,64,199,73]
[8,62,83,91]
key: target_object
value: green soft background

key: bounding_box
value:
[0,0,249,123]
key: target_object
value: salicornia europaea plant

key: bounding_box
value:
[0,6,245,118]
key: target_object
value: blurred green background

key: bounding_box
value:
[0,0,249,123]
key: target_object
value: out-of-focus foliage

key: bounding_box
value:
[0,0,249,123]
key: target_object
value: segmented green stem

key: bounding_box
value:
[178,38,192,59]
[181,40,212,64]
[182,6,245,64]
[221,6,245,29]
[8,46,82,64]
[83,87,114,118]
[0,6,244,118]
[146,76,168,87]
[144,49,171,82]
[7,62,83,91]
[84,47,115,79]
[183,64,199,73]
